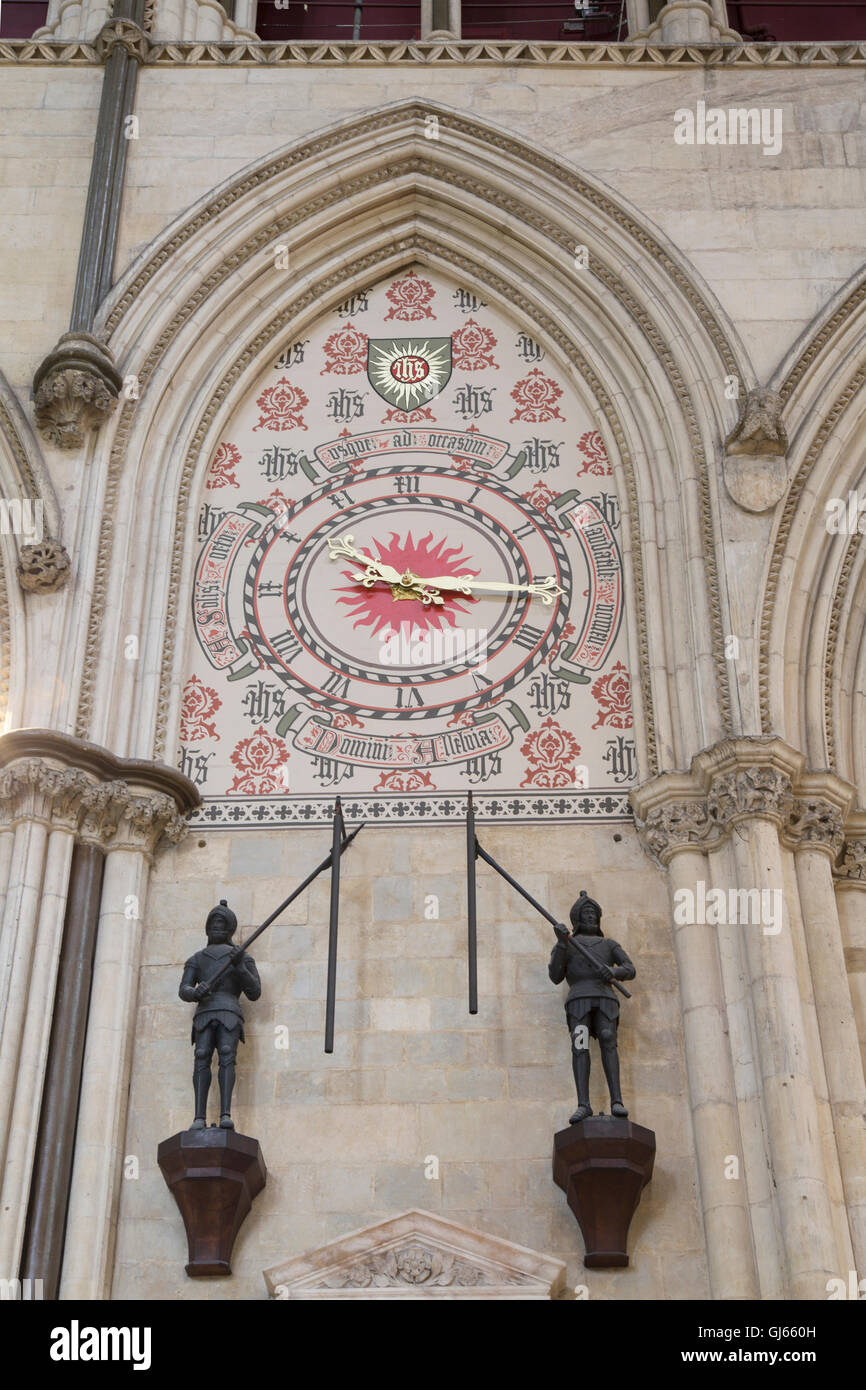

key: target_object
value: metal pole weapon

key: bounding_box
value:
[197,808,365,1003]
[466,791,478,1015]
[469,824,631,1000]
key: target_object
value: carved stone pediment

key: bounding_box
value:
[263,1209,568,1300]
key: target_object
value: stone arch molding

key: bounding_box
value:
[81,99,752,783]
[0,373,68,730]
[758,263,866,800]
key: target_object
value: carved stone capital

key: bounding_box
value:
[32,333,122,450]
[94,19,150,62]
[18,538,71,593]
[0,730,199,852]
[632,738,855,868]
[706,765,794,829]
[783,796,846,859]
[634,798,721,865]
[837,838,866,884]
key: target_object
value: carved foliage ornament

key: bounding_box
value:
[32,333,121,451]
[0,760,186,851]
[18,539,71,593]
[784,797,845,857]
[636,765,801,863]
[837,839,866,883]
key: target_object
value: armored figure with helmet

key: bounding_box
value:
[179,899,261,1131]
[549,890,635,1124]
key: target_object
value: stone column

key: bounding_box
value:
[0,730,198,1292]
[836,828,866,1077]
[20,843,105,1299]
[60,793,189,1300]
[32,4,149,449]
[633,778,759,1299]
[422,0,460,39]
[0,824,75,1279]
[705,750,841,1297]
[634,1,738,42]
[636,737,864,1300]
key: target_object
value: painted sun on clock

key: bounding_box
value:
[181,268,637,826]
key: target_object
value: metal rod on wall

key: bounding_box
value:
[467,791,478,1015]
[324,797,347,1052]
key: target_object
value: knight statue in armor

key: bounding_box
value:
[179,899,261,1131]
[548,890,635,1124]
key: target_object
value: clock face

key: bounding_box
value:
[182,268,636,827]
[243,464,570,720]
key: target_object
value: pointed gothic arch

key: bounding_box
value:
[77,99,753,784]
[759,264,866,799]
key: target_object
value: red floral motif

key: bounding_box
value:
[384,273,436,322]
[522,481,559,514]
[228,727,289,794]
[447,710,475,728]
[259,489,294,519]
[180,676,222,741]
[321,322,368,375]
[577,430,610,476]
[332,711,364,729]
[591,661,632,730]
[510,369,565,424]
[520,717,582,789]
[374,768,437,792]
[451,423,480,471]
[309,706,364,730]
[253,378,309,432]
[452,318,498,371]
[206,442,241,489]
[381,406,436,425]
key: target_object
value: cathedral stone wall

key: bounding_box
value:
[113,65,866,382]
[2,35,865,1305]
[112,821,705,1299]
[0,68,101,396]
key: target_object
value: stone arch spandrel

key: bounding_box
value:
[758,264,866,794]
[80,101,751,785]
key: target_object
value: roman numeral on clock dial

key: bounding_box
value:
[512,624,544,652]
[396,685,425,709]
[322,672,352,699]
[271,629,301,663]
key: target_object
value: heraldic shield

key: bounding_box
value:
[366,337,453,411]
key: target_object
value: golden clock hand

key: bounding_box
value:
[418,575,565,605]
[327,534,403,586]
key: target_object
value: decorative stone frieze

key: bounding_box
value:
[632,737,855,867]
[0,730,199,853]
[17,539,71,593]
[32,333,122,450]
